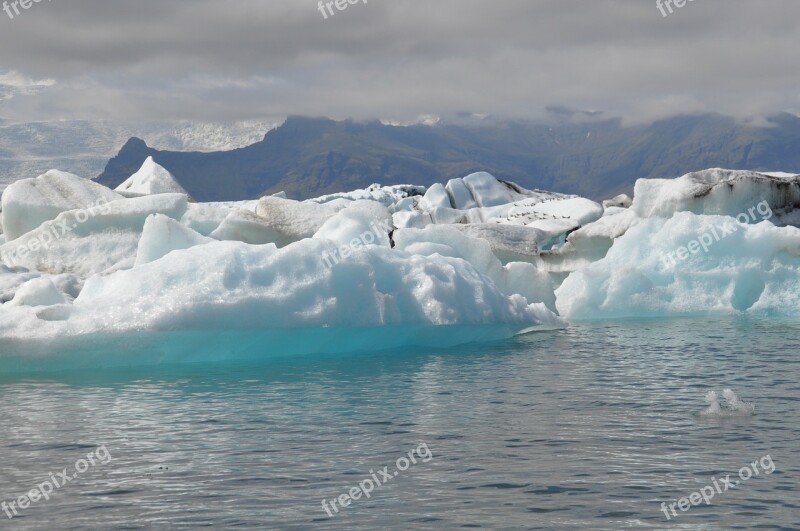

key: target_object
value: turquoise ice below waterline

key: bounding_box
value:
[0,316,797,529]
[0,324,539,373]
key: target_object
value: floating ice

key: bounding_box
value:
[115,157,189,196]
[555,212,800,318]
[700,389,754,416]
[544,170,800,281]
[632,168,800,219]
[394,225,556,311]
[210,196,342,247]
[135,214,213,266]
[309,184,425,207]
[180,200,257,236]
[0,193,188,278]
[0,238,563,346]
[700,390,722,416]
[313,200,392,248]
[0,170,569,367]
[4,164,800,369]
[722,388,755,414]
[1,170,122,241]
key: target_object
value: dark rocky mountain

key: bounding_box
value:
[96,113,800,202]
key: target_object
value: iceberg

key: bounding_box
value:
[0,237,563,369]
[555,212,800,318]
[73,239,556,332]
[0,193,188,278]
[544,169,800,280]
[387,172,603,253]
[0,170,573,370]
[1,170,122,241]
[4,162,799,371]
[309,183,425,207]
[115,157,189,197]
[632,168,800,218]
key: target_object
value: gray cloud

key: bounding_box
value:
[0,0,798,124]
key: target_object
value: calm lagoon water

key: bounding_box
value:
[1,317,798,529]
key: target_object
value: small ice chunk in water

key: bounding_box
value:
[700,389,754,416]
[700,390,722,416]
[722,388,755,414]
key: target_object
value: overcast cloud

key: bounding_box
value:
[0,0,798,125]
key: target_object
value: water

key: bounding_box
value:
[0,317,798,529]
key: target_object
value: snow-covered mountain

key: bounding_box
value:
[0,119,277,191]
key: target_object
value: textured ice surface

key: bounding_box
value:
[449,224,542,263]
[313,200,393,248]
[309,184,425,207]
[394,225,556,311]
[7,277,66,307]
[602,194,632,209]
[556,212,800,318]
[543,169,800,282]
[2,170,123,241]
[180,201,257,236]
[632,168,800,218]
[208,196,344,247]
[0,238,563,347]
[3,165,800,368]
[0,193,187,277]
[0,170,569,364]
[136,214,213,266]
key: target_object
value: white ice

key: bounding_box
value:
[115,157,189,196]
[2,170,122,241]
[3,164,800,366]
[556,212,800,318]
[700,389,754,416]
[0,193,188,278]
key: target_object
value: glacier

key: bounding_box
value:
[1,160,800,370]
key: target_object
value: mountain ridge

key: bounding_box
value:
[96,113,800,202]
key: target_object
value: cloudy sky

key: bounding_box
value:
[0,0,798,125]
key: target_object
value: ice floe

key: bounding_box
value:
[2,164,800,368]
[555,211,800,318]
[700,389,755,417]
[2,170,122,241]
